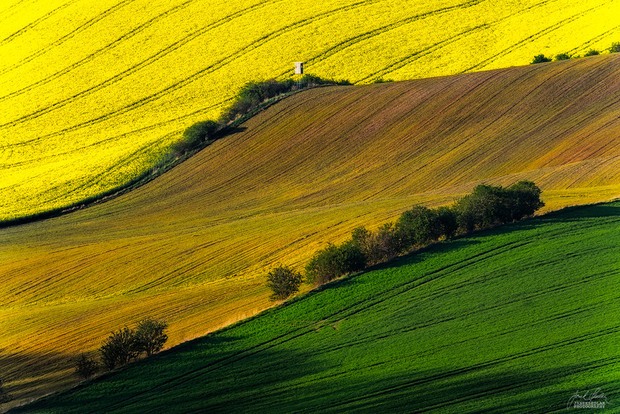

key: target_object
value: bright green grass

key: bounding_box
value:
[16,202,620,413]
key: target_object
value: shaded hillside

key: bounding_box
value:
[13,202,620,413]
[1,0,619,220]
[1,54,620,408]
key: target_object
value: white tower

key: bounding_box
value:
[294,62,304,75]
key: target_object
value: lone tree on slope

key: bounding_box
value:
[266,265,303,300]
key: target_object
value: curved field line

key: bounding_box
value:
[567,23,620,54]
[357,24,489,83]
[0,0,76,46]
[116,235,598,412]
[462,0,614,72]
[0,0,288,131]
[29,133,174,208]
[359,0,560,82]
[332,329,620,411]
[0,0,196,103]
[0,0,138,76]
[0,0,381,143]
[272,0,486,79]
[409,62,585,177]
[0,100,227,169]
[0,0,34,26]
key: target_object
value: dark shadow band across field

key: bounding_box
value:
[11,200,620,413]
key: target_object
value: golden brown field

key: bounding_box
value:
[1,0,619,221]
[1,54,619,408]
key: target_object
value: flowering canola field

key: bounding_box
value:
[0,0,619,220]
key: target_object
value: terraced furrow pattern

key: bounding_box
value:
[1,55,619,409]
[1,0,620,220]
[14,201,620,413]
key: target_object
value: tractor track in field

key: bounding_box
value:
[0,0,383,138]
[0,133,172,219]
[330,334,620,411]
[0,0,30,22]
[463,0,615,73]
[0,0,139,76]
[272,0,486,80]
[357,24,489,83]
[359,0,563,82]
[278,0,557,84]
[0,0,196,103]
[569,23,620,54]
[320,268,620,357]
[0,0,77,46]
[0,99,225,168]
[0,0,291,132]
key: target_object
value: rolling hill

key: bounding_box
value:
[1,54,619,408]
[1,0,619,221]
[12,201,620,413]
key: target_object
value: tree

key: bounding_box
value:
[435,206,458,239]
[584,49,600,56]
[305,241,366,285]
[611,42,620,53]
[172,120,220,155]
[555,53,571,61]
[74,354,98,379]
[134,318,169,356]
[531,54,551,64]
[0,378,10,403]
[266,265,303,301]
[100,327,140,370]
[396,206,440,248]
[350,224,402,266]
[507,181,544,220]
[453,184,512,232]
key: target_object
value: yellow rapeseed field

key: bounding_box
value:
[0,0,619,220]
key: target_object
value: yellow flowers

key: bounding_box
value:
[0,0,619,221]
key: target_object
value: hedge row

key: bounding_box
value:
[304,181,544,285]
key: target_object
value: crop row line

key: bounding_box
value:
[463,0,614,73]
[363,0,562,82]
[308,0,484,74]
[0,0,138,76]
[0,0,30,23]
[568,23,620,54]
[331,329,620,411]
[0,0,290,131]
[0,0,196,103]
[0,99,226,168]
[0,0,375,140]
[0,0,77,46]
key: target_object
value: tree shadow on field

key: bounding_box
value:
[0,349,79,412]
[220,125,247,137]
[505,203,620,232]
[303,361,620,413]
[14,334,329,414]
[22,339,620,414]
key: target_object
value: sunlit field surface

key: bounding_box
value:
[14,201,620,413]
[1,0,619,220]
[1,55,619,408]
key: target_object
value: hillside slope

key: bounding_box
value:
[1,55,620,408]
[1,0,619,220]
[13,201,620,413]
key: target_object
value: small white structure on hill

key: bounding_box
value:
[294,62,304,75]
